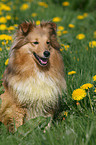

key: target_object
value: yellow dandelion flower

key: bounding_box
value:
[93,75,96,82]
[76,34,85,40]
[83,13,88,17]
[0,17,7,23]
[57,26,64,31]
[62,1,70,6]
[57,31,62,36]
[5,58,9,65]
[36,20,40,25]
[20,3,29,11]
[5,6,11,11]
[60,48,64,51]
[64,111,68,117]
[60,44,69,51]
[61,44,65,47]
[38,2,48,8]
[31,13,37,17]
[0,4,11,11]
[63,30,68,34]
[0,47,2,51]
[7,26,15,31]
[89,41,96,48]
[6,40,9,44]
[64,45,69,50]
[68,71,76,75]
[77,15,84,20]
[94,88,96,93]
[0,24,7,30]
[68,24,75,28]
[6,47,10,50]
[80,83,93,90]
[52,17,61,22]
[2,40,8,45]
[0,34,12,41]
[2,41,5,45]
[14,24,18,27]
[6,15,11,20]
[72,88,86,101]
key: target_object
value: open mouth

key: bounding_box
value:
[33,52,48,66]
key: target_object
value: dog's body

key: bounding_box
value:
[0,21,66,131]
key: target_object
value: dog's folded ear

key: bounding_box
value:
[18,21,35,35]
[48,22,57,32]
[48,22,61,50]
[50,34,61,50]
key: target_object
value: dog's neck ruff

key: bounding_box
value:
[9,70,66,118]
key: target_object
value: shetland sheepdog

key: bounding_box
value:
[0,21,66,131]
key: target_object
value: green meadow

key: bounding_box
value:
[0,0,96,144]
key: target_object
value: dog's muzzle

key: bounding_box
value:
[33,51,50,66]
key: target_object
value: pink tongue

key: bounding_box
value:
[40,58,47,64]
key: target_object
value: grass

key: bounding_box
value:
[0,0,96,144]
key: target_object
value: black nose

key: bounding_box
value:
[43,51,50,58]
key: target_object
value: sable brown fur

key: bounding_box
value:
[0,21,66,131]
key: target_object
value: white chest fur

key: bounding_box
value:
[9,71,66,118]
[10,72,63,104]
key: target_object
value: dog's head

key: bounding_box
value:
[11,21,60,67]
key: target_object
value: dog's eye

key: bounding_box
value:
[33,41,39,45]
[46,41,50,45]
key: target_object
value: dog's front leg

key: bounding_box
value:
[0,92,26,132]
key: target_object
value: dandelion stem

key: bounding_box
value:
[83,98,87,111]
[88,89,94,114]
